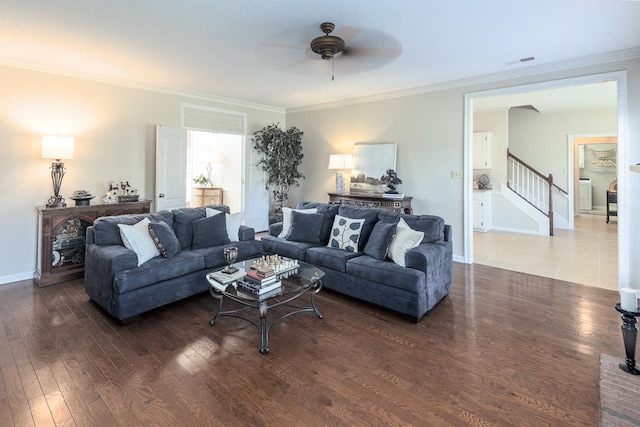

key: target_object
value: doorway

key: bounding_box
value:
[464,71,628,289]
[188,130,243,212]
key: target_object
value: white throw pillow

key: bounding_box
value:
[206,208,244,241]
[226,212,243,241]
[388,218,424,267]
[118,218,160,266]
[327,214,365,253]
[278,207,318,237]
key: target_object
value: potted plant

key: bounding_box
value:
[380,169,402,194]
[252,123,305,215]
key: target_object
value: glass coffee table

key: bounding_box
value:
[206,257,324,354]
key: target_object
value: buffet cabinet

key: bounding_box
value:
[191,187,223,207]
[35,201,151,287]
[328,192,413,214]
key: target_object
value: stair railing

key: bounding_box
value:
[506,149,568,236]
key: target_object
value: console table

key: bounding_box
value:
[328,192,413,214]
[192,187,223,207]
[35,201,151,286]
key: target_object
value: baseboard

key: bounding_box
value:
[0,271,34,286]
[489,225,541,235]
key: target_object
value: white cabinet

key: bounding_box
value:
[473,191,492,232]
[473,132,492,169]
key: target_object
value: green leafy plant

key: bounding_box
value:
[193,174,210,185]
[252,123,304,214]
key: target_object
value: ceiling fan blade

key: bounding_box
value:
[346,47,403,59]
[277,56,313,72]
[256,41,306,51]
[333,25,361,44]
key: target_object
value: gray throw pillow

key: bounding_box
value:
[148,221,181,258]
[191,214,230,249]
[363,221,397,260]
[286,211,324,244]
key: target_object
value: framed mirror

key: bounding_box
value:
[350,142,397,194]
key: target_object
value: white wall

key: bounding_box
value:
[0,64,284,284]
[473,109,508,187]
[287,57,640,288]
[509,106,617,191]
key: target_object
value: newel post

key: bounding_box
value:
[548,174,554,236]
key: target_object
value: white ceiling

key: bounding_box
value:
[1,0,638,110]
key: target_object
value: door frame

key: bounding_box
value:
[463,70,629,288]
[567,134,618,227]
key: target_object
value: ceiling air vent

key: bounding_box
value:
[506,56,536,65]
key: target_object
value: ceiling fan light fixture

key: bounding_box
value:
[310,22,345,60]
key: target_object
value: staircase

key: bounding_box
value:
[506,149,569,236]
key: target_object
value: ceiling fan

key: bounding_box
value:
[310,22,345,61]
[256,22,402,80]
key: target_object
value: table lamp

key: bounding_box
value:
[41,135,74,208]
[328,154,353,193]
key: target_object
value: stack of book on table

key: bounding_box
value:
[237,268,281,296]
[381,193,404,199]
[208,268,246,285]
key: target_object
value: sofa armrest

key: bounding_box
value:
[238,225,255,241]
[405,241,453,275]
[269,222,283,237]
[84,242,138,308]
[443,224,452,242]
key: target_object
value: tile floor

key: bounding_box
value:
[473,213,618,290]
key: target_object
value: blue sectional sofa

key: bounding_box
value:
[84,205,262,322]
[261,202,453,322]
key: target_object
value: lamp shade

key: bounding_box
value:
[41,136,74,160]
[205,151,223,163]
[328,154,353,170]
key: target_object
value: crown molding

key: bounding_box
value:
[0,57,285,114]
[287,48,640,114]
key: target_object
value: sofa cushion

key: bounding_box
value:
[337,205,379,251]
[192,214,231,249]
[400,214,445,243]
[328,215,365,253]
[296,202,340,244]
[113,251,205,294]
[117,218,160,266]
[346,255,425,294]
[286,211,323,244]
[306,246,360,273]
[279,207,318,237]
[206,207,244,241]
[172,205,229,249]
[363,221,397,260]
[148,221,181,258]
[388,218,424,267]
[190,240,264,269]
[93,210,173,246]
[261,236,314,261]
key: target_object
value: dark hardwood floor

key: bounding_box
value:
[0,263,622,426]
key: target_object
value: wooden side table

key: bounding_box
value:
[328,192,413,214]
[192,187,223,207]
[35,201,151,286]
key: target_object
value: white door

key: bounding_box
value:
[156,125,188,211]
[242,136,269,232]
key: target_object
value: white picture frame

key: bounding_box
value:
[350,142,397,194]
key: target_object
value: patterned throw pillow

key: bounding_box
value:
[148,221,181,258]
[328,215,365,252]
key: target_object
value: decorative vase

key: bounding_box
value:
[222,247,238,274]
